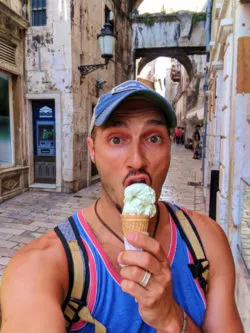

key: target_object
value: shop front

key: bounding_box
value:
[0,1,29,202]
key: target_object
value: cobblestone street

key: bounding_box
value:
[0,143,249,330]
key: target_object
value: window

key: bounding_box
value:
[32,0,47,26]
[0,74,13,166]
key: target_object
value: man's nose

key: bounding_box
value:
[127,143,146,170]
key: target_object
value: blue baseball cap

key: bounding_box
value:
[89,80,176,134]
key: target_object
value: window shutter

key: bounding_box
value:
[0,38,16,66]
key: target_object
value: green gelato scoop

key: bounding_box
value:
[123,183,156,218]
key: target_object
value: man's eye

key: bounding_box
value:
[148,135,162,143]
[110,137,122,144]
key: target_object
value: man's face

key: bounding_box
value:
[87,99,171,210]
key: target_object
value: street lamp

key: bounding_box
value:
[78,23,116,82]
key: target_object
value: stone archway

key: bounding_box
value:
[132,12,206,79]
[137,53,193,79]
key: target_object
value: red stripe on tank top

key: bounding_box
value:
[78,209,122,285]
[168,215,177,266]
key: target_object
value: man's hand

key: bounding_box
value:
[117,232,184,332]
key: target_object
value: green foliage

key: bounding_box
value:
[192,12,206,23]
[134,13,178,26]
[142,13,156,27]
[132,11,207,27]
[161,6,166,14]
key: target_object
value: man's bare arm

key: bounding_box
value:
[0,231,68,333]
[189,211,244,333]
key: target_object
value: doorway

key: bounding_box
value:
[32,100,56,184]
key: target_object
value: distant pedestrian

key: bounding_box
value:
[181,127,185,144]
[175,126,181,144]
[193,132,201,159]
[193,125,201,142]
[192,126,201,159]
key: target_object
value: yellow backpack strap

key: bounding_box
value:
[164,202,209,294]
[55,216,106,333]
[66,241,106,333]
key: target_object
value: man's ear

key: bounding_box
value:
[87,137,95,163]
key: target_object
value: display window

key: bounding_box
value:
[0,73,13,166]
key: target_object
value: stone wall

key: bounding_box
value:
[26,0,73,192]
[206,0,250,250]
[132,12,206,50]
[174,54,206,142]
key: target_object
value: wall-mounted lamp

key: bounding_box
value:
[78,23,116,83]
[96,78,107,97]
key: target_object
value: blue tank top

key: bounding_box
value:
[59,208,206,332]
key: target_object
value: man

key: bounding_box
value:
[0,81,243,332]
[192,126,201,159]
[193,126,201,142]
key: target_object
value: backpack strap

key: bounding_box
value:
[163,202,209,295]
[55,216,106,333]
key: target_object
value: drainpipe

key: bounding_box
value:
[205,0,213,53]
[202,0,213,185]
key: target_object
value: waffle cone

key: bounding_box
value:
[121,214,149,237]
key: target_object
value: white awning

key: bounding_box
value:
[186,108,204,120]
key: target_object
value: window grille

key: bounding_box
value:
[32,0,47,26]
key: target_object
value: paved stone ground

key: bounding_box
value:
[0,143,204,276]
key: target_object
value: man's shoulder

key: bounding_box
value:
[186,210,224,238]
[185,210,231,261]
[3,231,67,281]
[17,230,63,255]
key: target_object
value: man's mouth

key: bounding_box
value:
[124,175,150,188]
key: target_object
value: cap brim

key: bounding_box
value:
[95,89,177,128]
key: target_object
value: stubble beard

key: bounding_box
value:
[102,182,123,213]
[97,168,123,213]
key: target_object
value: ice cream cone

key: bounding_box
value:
[121,214,149,237]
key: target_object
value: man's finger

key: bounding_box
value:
[126,232,167,262]
[118,250,163,274]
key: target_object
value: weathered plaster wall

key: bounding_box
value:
[206,0,250,249]
[26,0,74,191]
[229,3,250,229]
[70,0,133,190]
[132,14,206,50]
[0,0,23,16]
[174,54,206,141]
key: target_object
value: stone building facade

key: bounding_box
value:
[173,54,206,143]
[21,0,140,195]
[205,0,250,261]
[0,0,28,202]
